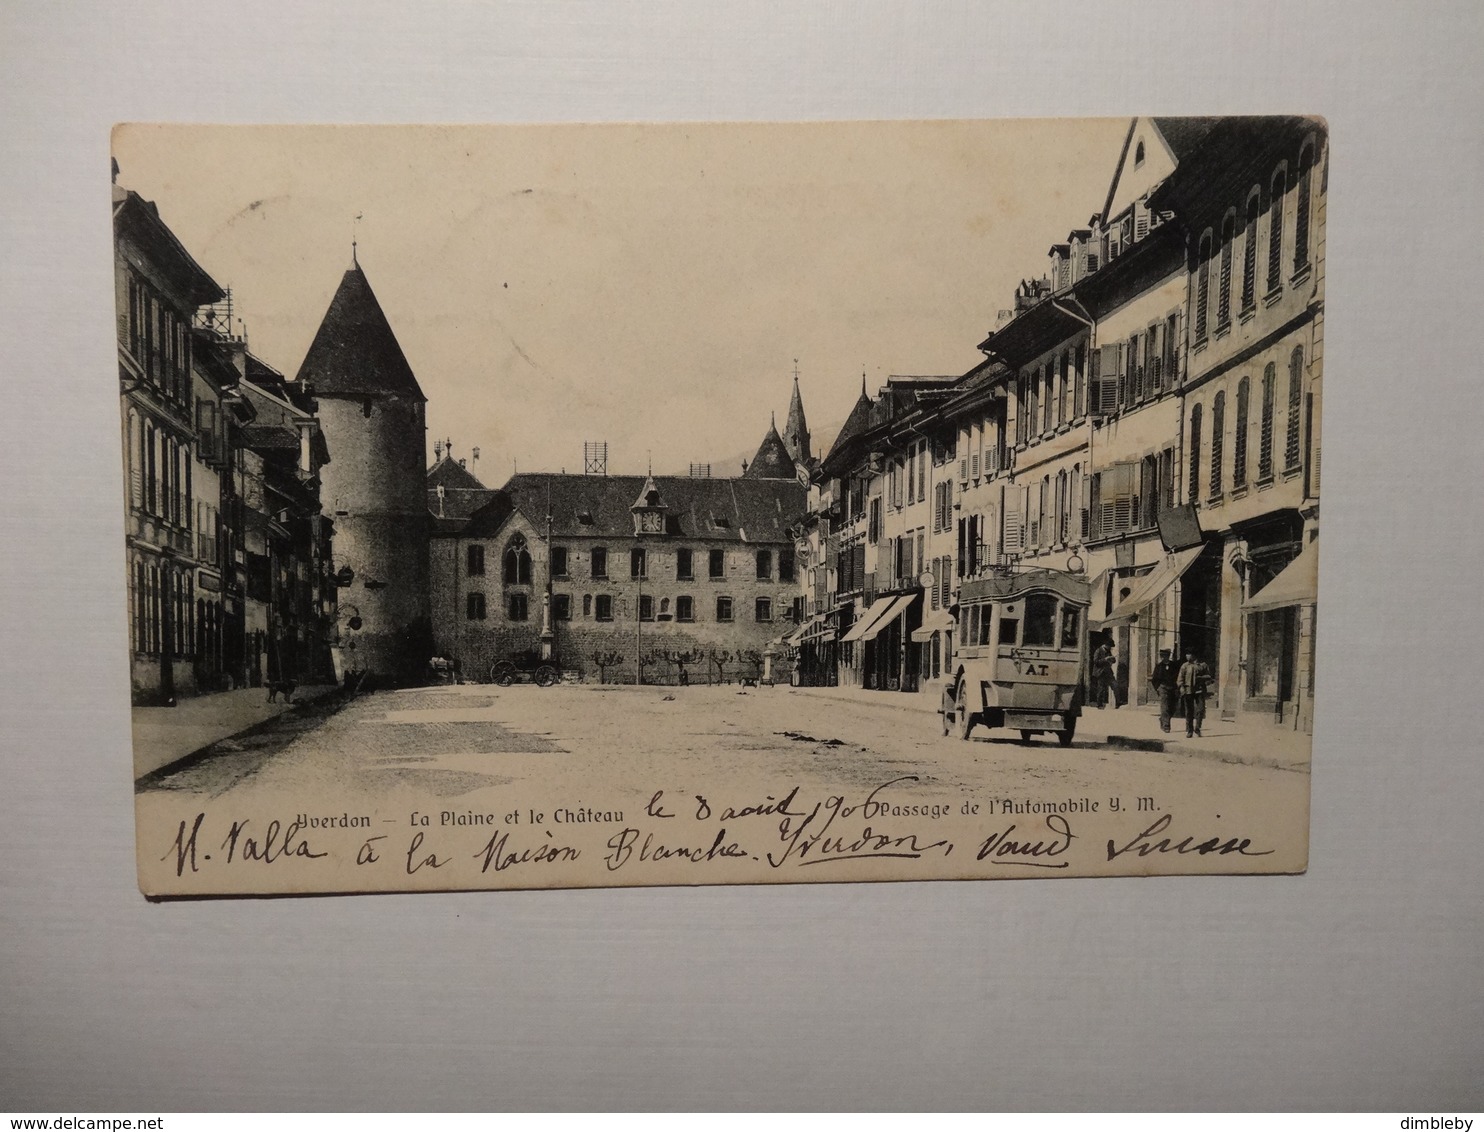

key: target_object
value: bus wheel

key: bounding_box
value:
[1057,719,1077,747]
[1019,730,1036,744]
[953,683,974,741]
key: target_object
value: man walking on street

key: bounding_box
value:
[1177,650,1212,738]
[1150,647,1179,733]
[1091,639,1116,709]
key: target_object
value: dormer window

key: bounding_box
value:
[630,474,667,536]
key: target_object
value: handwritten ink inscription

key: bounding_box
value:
[153,778,1278,889]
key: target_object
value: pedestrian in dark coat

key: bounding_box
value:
[1091,640,1116,709]
[1150,648,1179,733]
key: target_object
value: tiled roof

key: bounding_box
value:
[426,456,498,526]
[1150,116,1222,162]
[427,455,487,492]
[458,472,805,543]
[241,425,299,452]
[295,265,426,401]
[113,190,223,307]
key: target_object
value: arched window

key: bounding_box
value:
[1188,404,1203,503]
[1241,190,1261,311]
[1268,165,1287,293]
[1195,231,1213,342]
[1209,392,1225,499]
[1234,377,1250,489]
[1217,210,1236,328]
[1260,363,1277,480]
[503,534,532,585]
[1294,144,1315,274]
[1286,347,1304,470]
[1134,139,1146,167]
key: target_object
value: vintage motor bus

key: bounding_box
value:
[941,568,1091,745]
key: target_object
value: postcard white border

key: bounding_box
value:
[2,0,1480,1111]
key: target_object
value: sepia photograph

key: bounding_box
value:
[116,117,1325,896]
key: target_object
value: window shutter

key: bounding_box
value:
[1268,172,1286,290]
[1097,344,1121,415]
[959,456,968,485]
[1003,507,1022,554]
[128,415,142,509]
[1286,350,1303,469]
[1169,312,1181,385]
[1134,199,1150,241]
[1115,342,1129,409]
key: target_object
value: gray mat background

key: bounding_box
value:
[1,0,1480,1111]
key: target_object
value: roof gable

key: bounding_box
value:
[427,455,487,492]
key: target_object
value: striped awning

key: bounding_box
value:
[839,595,897,643]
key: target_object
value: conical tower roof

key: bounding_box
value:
[784,371,810,464]
[825,381,874,464]
[295,263,426,400]
[743,417,797,480]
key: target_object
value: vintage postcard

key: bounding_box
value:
[117,118,1323,896]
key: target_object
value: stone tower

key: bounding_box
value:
[296,260,431,684]
[783,367,811,466]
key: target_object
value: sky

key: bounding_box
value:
[112,119,1129,478]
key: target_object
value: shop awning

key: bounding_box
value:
[1100,545,1204,624]
[785,614,826,646]
[1086,567,1116,622]
[910,609,954,643]
[839,595,898,643]
[855,593,918,643]
[1243,538,1319,612]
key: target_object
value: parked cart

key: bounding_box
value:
[490,649,561,688]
